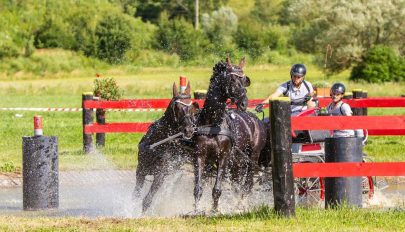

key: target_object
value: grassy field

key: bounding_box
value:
[0,207,404,231]
[0,64,404,172]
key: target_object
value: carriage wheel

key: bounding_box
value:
[294,176,325,205]
[362,176,375,199]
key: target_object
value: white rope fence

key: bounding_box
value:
[0,107,164,112]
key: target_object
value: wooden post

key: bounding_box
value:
[96,107,105,147]
[82,92,94,153]
[352,89,363,116]
[362,90,368,116]
[193,90,207,99]
[270,97,295,217]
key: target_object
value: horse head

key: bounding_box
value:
[170,81,199,139]
[212,55,251,111]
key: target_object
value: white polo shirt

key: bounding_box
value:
[276,80,314,115]
[326,101,355,137]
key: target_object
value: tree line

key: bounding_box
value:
[0,0,403,82]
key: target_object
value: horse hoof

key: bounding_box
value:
[210,208,219,215]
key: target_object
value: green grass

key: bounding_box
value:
[0,65,404,171]
[0,207,404,231]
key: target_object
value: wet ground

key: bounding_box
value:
[0,169,274,218]
[0,169,403,218]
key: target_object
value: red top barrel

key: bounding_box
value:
[34,115,43,136]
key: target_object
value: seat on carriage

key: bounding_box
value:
[292,108,331,144]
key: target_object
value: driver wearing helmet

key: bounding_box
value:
[327,83,363,138]
[261,64,315,116]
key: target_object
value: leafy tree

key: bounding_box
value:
[284,0,405,72]
[350,45,404,83]
[234,19,263,59]
[95,13,133,64]
[133,0,229,24]
[156,14,209,61]
[201,7,238,49]
[251,0,284,24]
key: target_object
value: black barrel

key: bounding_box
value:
[325,137,362,208]
[22,136,59,210]
[270,98,295,217]
[193,90,207,100]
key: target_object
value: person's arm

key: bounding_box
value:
[306,95,316,109]
[306,82,316,109]
[262,83,286,104]
[262,90,283,104]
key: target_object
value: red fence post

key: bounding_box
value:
[82,92,94,153]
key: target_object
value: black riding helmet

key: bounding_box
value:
[290,64,306,78]
[330,82,346,95]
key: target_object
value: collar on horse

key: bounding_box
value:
[194,110,237,144]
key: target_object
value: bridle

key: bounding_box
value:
[223,67,248,104]
[171,94,196,132]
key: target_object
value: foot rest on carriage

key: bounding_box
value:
[292,130,330,144]
[308,130,331,143]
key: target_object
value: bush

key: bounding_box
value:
[93,77,123,100]
[350,45,405,83]
[234,19,264,59]
[155,15,210,61]
[201,6,238,52]
[95,13,133,64]
[126,49,180,67]
[0,37,20,59]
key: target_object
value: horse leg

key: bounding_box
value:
[212,151,227,213]
[142,170,167,213]
[133,167,146,199]
[194,149,206,212]
[242,162,254,198]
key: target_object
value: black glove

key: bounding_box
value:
[255,103,264,113]
[304,94,312,103]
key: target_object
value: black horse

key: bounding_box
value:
[191,57,267,212]
[133,82,199,212]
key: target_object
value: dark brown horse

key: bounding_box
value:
[133,82,199,212]
[191,57,267,212]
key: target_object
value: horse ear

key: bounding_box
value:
[239,57,246,69]
[172,82,179,97]
[185,81,191,95]
[226,54,232,68]
[245,76,251,87]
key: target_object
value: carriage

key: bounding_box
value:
[290,107,378,205]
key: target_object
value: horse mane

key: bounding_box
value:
[210,61,227,82]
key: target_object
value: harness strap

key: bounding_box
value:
[195,126,234,141]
